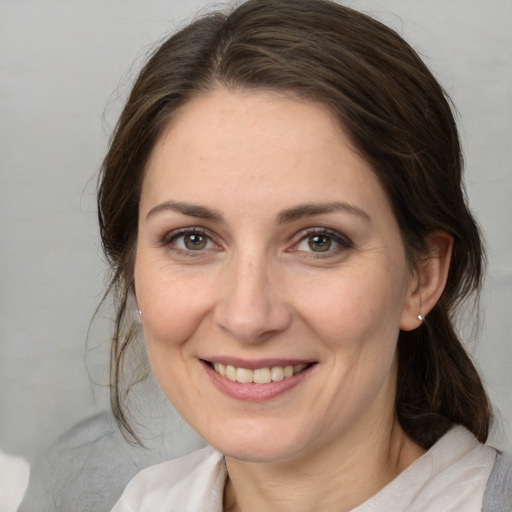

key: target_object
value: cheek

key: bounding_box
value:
[135,259,216,350]
[292,262,408,349]
[134,262,216,410]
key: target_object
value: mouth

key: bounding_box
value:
[203,360,314,384]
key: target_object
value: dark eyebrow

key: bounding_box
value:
[146,200,225,223]
[277,202,371,224]
[146,200,370,224]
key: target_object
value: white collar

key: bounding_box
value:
[114,426,496,512]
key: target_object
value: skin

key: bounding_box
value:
[134,88,451,511]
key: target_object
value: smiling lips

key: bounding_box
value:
[212,362,309,384]
[204,360,315,401]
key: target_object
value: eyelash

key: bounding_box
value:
[160,227,219,256]
[159,227,353,258]
[289,228,353,259]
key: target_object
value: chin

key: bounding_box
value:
[221,441,301,464]
[201,418,316,464]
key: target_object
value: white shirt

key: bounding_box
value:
[0,450,30,512]
[112,426,496,511]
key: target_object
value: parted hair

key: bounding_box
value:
[98,0,491,448]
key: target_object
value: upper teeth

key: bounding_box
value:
[213,363,308,384]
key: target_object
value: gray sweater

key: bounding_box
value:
[482,451,512,511]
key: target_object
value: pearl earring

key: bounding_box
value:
[417,314,423,322]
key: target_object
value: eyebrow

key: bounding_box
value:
[277,202,371,224]
[146,200,225,223]
[146,200,371,224]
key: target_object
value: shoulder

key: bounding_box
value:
[111,445,226,512]
[482,451,512,512]
[19,410,205,512]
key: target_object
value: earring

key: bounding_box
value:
[417,314,423,322]
[137,309,142,316]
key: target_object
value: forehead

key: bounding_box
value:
[152,88,346,164]
[141,88,391,222]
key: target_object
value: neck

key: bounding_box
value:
[223,417,425,512]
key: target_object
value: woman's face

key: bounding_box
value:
[135,89,418,463]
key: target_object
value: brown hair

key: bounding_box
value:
[98,0,491,448]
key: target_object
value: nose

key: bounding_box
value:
[213,252,292,343]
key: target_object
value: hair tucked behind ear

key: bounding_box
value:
[397,307,491,448]
[98,0,491,446]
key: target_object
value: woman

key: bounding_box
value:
[99,0,510,510]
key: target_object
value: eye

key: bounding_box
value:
[179,233,209,250]
[292,229,352,256]
[304,234,336,252]
[164,228,218,253]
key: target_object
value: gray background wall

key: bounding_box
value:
[1,0,511,462]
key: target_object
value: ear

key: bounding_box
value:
[400,232,453,331]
